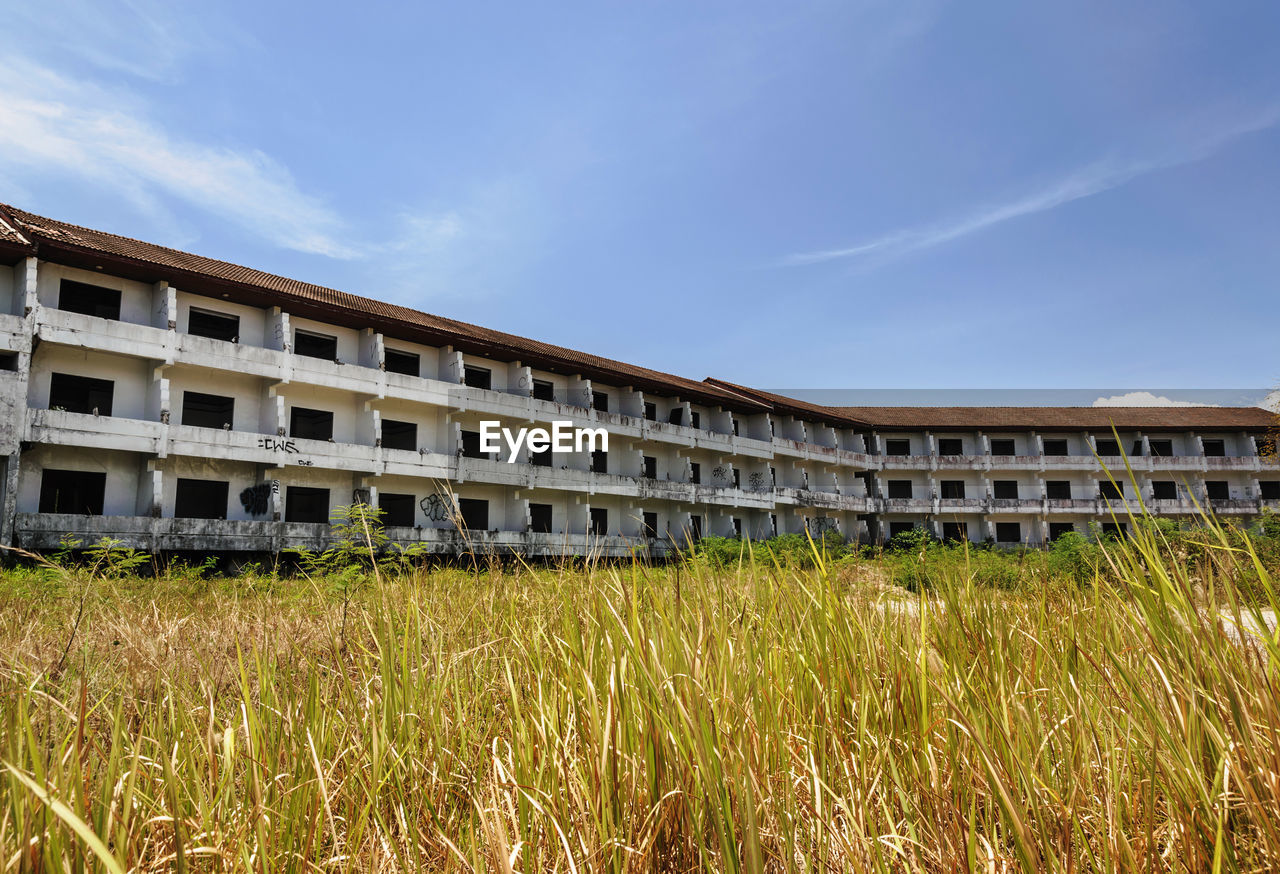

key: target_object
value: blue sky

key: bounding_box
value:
[1,1,1277,402]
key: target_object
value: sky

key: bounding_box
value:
[0,0,1277,405]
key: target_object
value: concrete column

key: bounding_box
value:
[0,454,21,548]
[439,347,463,384]
[152,281,176,330]
[360,329,383,370]
[266,307,291,351]
[18,257,38,316]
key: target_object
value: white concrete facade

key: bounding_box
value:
[0,250,1275,558]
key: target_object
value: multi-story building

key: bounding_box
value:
[0,204,1275,557]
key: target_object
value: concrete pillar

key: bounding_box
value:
[152,281,176,330]
[18,257,38,316]
[0,454,21,548]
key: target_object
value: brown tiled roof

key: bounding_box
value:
[702,378,873,428]
[0,213,28,246]
[0,203,767,412]
[830,405,1277,432]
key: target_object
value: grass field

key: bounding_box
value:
[1,513,1279,872]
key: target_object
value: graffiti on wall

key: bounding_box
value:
[239,480,279,516]
[420,493,453,523]
[258,437,299,454]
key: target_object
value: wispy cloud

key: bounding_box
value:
[0,59,358,258]
[782,106,1280,267]
[1092,391,1215,408]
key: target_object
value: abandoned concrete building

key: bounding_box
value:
[0,203,1275,557]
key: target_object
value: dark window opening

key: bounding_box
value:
[732,419,739,436]
[58,279,120,320]
[642,456,656,479]
[530,503,553,533]
[381,419,417,451]
[732,517,742,538]
[1259,481,1280,499]
[690,462,700,484]
[770,513,778,535]
[1202,439,1226,457]
[384,349,420,377]
[38,469,105,515]
[49,373,113,416]
[294,330,338,360]
[589,507,608,536]
[458,498,489,530]
[1095,439,1121,456]
[942,522,968,542]
[1049,522,1074,541]
[461,430,485,459]
[1043,439,1069,456]
[590,450,607,474]
[1101,522,1127,538]
[187,308,239,342]
[690,411,701,429]
[531,441,553,466]
[888,522,915,538]
[1152,481,1178,500]
[887,480,913,499]
[1131,440,1144,457]
[592,391,608,412]
[532,379,555,401]
[0,351,17,371]
[285,487,329,523]
[290,407,334,441]
[993,480,1018,500]
[990,439,1015,456]
[1100,481,1124,500]
[995,522,1022,543]
[181,391,234,429]
[1046,481,1072,500]
[463,365,492,389]
[644,402,656,421]
[380,493,415,527]
[733,469,741,489]
[667,407,683,426]
[644,512,659,539]
[1149,439,1173,457]
[1205,481,1229,500]
[885,439,910,456]
[689,514,702,540]
[940,480,965,500]
[938,438,963,455]
[175,478,228,520]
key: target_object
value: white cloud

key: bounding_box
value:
[783,105,1280,267]
[0,59,357,258]
[1092,391,1215,408]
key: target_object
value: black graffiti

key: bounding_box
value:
[240,483,273,516]
[420,493,452,522]
[258,437,299,454]
[711,465,732,482]
[748,471,766,489]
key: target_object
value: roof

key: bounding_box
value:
[702,378,873,429]
[830,405,1277,432]
[0,203,767,413]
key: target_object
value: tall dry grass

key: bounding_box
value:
[0,517,1278,871]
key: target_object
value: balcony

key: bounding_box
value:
[36,308,173,360]
[28,408,165,454]
[13,513,677,557]
[936,498,986,513]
